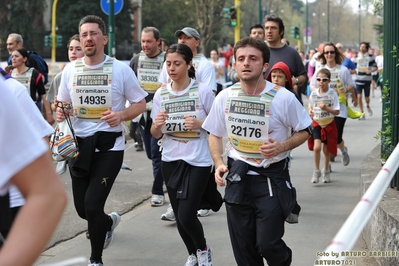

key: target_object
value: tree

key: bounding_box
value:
[55,0,136,60]
[0,0,46,59]
[142,0,197,47]
[142,0,228,56]
[194,0,228,56]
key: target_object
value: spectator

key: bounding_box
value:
[218,43,233,82]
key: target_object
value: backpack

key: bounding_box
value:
[27,51,49,85]
[8,51,49,85]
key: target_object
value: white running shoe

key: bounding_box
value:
[185,254,198,266]
[311,169,321,183]
[161,204,175,221]
[55,161,67,175]
[322,169,330,183]
[197,245,212,266]
[103,211,121,249]
[88,260,103,266]
[197,209,210,217]
[151,194,165,207]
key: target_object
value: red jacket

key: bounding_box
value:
[220,50,233,68]
[307,120,338,157]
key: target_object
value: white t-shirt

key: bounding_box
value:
[159,54,216,91]
[4,78,54,207]
[202,81,312,168]
[309,88,340,127]
[310,65,354,119]
[210,59,225,85]
[58,55,148,150]
[0,77,48,196]
[151,79,214,166]
[375,55,383,69]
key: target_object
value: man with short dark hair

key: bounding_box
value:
[264,15,308,104]
[203,37,312,266]
[230,24,266,84]
[130,26,166,207]
[56,15,147,266]
[249,24,265,40]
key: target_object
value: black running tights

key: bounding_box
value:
[69,151,123,263]
[162,161,211,255]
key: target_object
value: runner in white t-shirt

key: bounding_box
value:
[151,43,215,266]
[202,37,312,266]
[159,27,217,220]
[56,15,147,266]
[0,77,66,265]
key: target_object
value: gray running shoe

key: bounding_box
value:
[322,169,330,183]
[88,260,104,266]
[185,254,198,266]
[367,107,373,116]
[103,211,121,249]
[161,204,175,221]
[311,169,321,183]
[197,245,212,266]
[342,146,350,166]
[197,209,210,217]
[151,194,165,207]
[55,161,67,175]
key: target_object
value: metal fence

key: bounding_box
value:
[381,0,399,189]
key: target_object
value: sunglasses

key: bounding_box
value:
[316,77,330,82]
[324,51,336,55]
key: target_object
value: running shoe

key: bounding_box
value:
[151,194,164,207]
[197,245,212,266]
[136,144,144,152]
[185,254,198,266]
[311,169,321,183]
[161,204,175,221]
[367,106,373,116]
[88,260,104,266]
[322,169,330,183]
[103,211,121,249]
[342,146,350,166]
[55,161,67,175]
[197,209,210,217]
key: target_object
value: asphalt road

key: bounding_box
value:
[36,94,383,266]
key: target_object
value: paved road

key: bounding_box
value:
[36,94,383,266]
